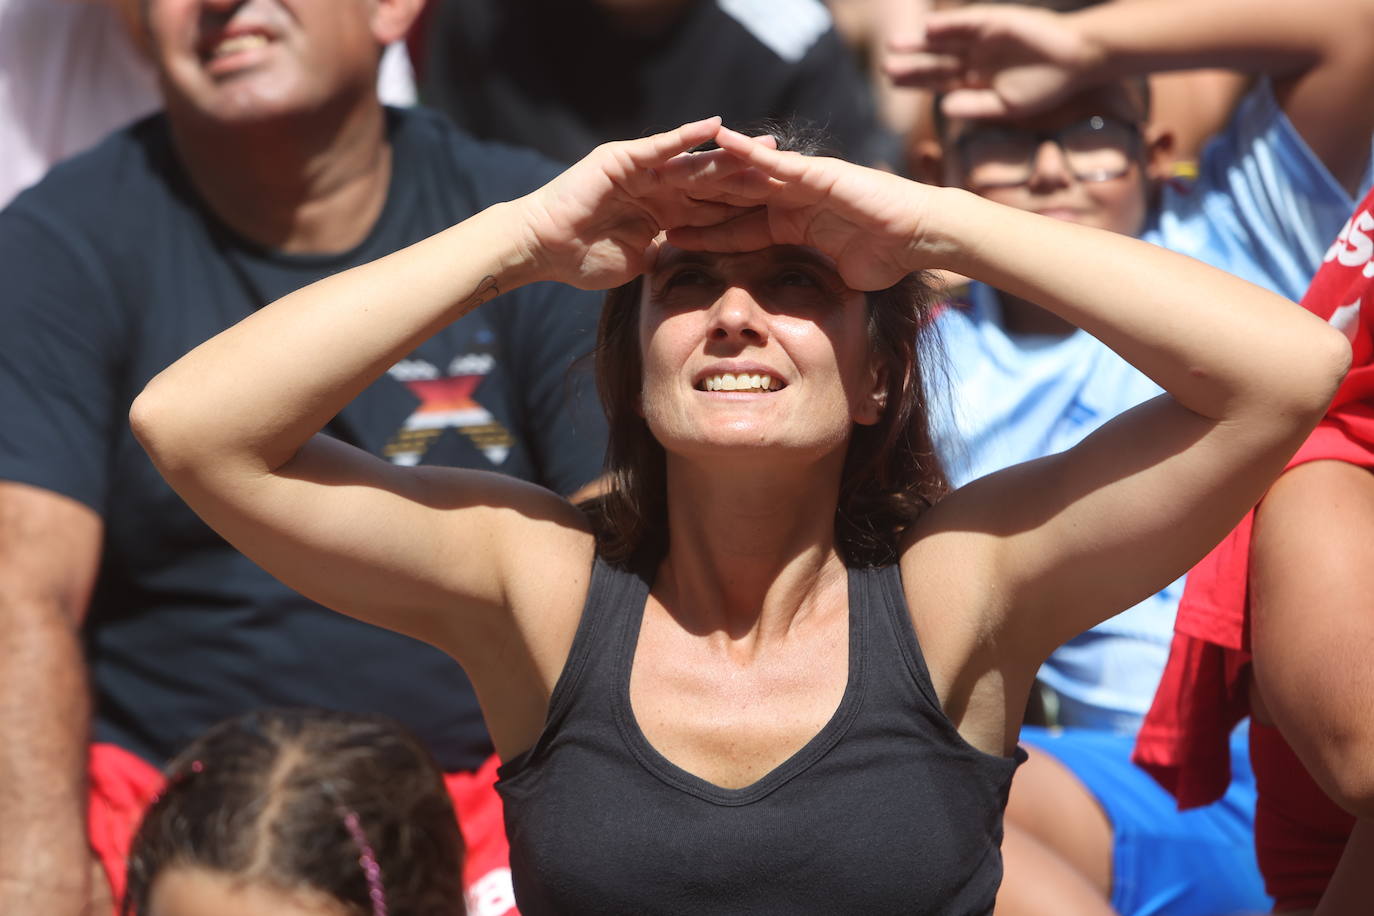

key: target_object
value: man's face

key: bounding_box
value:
[144,0,382,125]
[942,83,1162,238]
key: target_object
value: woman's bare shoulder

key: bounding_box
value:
[478,478,600,679]
[424,471,600,747]
[897,487,1030,755]
[897,486,1012,689]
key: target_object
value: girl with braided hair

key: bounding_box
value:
[122,708,465,916]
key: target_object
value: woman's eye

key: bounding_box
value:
[663,268,711,288]
[775,269,819,288]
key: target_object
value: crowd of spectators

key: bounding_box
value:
[0,1,1370,914]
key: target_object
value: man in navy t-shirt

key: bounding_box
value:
[0,1,605,913]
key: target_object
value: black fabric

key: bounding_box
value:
[497,558,1025,914]
[421,0,893,167]
[0,107,607,773]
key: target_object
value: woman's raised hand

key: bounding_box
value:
[514,118,752,290]
[663,126,936,291]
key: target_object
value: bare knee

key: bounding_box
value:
[1004,744,1114,896]
[996,821,1115,916]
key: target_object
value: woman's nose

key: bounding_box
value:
[707,286,768,345]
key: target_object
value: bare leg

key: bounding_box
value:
[997,745,1116,914]
[1251,461,1374,817]
[1250,460,1374,909]
[997,820,1118,916]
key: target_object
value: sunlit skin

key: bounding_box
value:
[638,244,884,475]
[630,246,882,788]
[144,0,383,127]
[942,83,1173,238]
[134,0,420,253]
[147,868,352,916]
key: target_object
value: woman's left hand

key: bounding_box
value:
[661,126,937,291]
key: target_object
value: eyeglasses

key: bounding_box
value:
[954,116,1143,190]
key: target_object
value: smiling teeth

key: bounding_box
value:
[702,373,780,392]
[213,34,269,57]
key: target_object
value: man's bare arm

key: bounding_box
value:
[0,482,102,916]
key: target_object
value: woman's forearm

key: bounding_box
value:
[924,186,1349,423]
[131,200,539,477]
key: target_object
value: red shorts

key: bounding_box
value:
[1250,721,1356,911]
[88,743,517,916]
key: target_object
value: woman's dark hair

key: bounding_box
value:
[122,708,465,916]
[582,123,950,569]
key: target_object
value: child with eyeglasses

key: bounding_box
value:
[890,0,1374,913]
[120,708,467,916]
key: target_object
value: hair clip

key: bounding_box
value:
[340,807,387,916]
[150,759,205,806]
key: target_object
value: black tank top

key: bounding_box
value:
[496,557,1025,915]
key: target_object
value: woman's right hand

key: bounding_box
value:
[514,118,752,291]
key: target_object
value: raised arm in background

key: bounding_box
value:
[886,0,1374,193]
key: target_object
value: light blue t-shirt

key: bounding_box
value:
[1142,79,1374,302]
[933,79,1373,731]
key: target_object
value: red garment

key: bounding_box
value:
[446,754,519,916]
[1250,721,1356,910]
[87,743,164,907]
[1135,186,1374,806]
[1133,188,1374,898]
[88,743,517,916]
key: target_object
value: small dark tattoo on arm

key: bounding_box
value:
[463,275,500,310]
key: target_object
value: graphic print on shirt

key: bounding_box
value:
[1330,299,1362,341]
[1319,203,1374,338]
[384,340,514,466]
[1324,207,1374,278]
